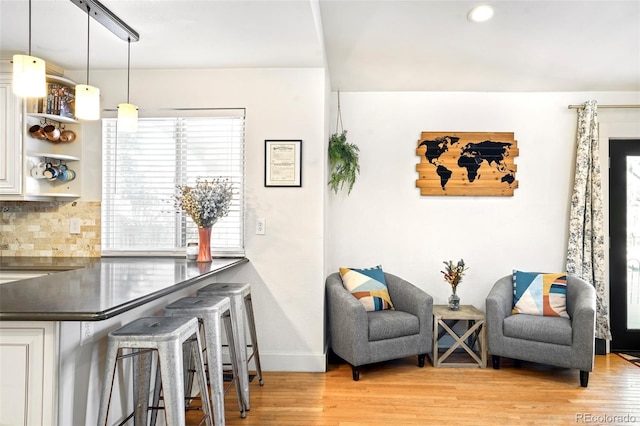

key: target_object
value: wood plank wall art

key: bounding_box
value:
[416,131,519,196]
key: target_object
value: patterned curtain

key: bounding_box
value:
[567,100,612,340]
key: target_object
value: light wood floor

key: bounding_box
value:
[186,354,640,425]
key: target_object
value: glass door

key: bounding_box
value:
[609,139,640,351]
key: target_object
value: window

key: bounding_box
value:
[102,112,245,256]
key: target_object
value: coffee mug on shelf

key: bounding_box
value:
[56,164,76,182]
[30,161,47,179]
[44,125,61,142]
[43,162,60,180]
[29,124,47,140]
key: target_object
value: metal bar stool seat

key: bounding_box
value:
[162,296,246,424]
[97,316,213,426]
[197,283,264,412]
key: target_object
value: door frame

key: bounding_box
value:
[609,138,640,352]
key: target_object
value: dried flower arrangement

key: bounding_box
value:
[175,178,233,228]
[441,259,469,293]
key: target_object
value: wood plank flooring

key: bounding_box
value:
[186,354,640,425]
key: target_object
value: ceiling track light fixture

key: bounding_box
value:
[69,0,139,121]
[69,0,139,42]
[75,4,101,120]
[117,37,138,133]
[13,0,46,98]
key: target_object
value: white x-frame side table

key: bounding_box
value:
[432,304,487,368]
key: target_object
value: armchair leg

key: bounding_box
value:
[418,354,426,368]
[580,371,589,387]
[492,355,500,369]
[351,365,360,381]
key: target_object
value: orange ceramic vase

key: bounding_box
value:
[197,227,212,262]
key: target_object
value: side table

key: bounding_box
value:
[432,304,487,368]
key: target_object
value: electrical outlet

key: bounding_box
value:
[70,218,81,234]
[80,321,94,346]
[256,218,266,235]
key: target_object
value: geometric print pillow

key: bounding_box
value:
[512,270,569,318]
[339,265,395,311]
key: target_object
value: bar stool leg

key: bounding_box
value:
[223,312,246,418]
[229,294,251,411]
[182,339,195,405]
[97,339,120,426]
[203,313,226,426]
[149,341,196,425]
[150,356,162,426]
[133,349,153,425]
[245,295,264,386]
[157,339,187,426]
[190,332,213,426]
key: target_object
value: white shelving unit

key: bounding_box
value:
[22,75,82,200]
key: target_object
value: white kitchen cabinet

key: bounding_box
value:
[0,322,58,426]
[0,74,23,195]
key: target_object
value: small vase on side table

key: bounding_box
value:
[448,288,460,310]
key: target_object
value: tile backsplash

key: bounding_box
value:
[0,201,101,257]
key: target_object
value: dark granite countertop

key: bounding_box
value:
[0,257,248,321]
[0,256,98,271]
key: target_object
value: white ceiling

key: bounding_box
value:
[1,0,639,92]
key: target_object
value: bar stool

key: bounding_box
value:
[197,283,264,412]
[162,296,245,424]
[97,316,213,426]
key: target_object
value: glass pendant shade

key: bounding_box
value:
[12,54,46,97]
[75,84,100,120]
[117,103,138,132]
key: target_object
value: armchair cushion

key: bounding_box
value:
[503,314,572,346]
[368,310,420,341]
[339,265,394,311]
[512,270,569,318]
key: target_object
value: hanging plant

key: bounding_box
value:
[329,131,360,194]
[328,92,360,195]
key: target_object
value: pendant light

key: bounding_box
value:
[75,4,101,120]
[117,38,138,132]
[13,0,46,98]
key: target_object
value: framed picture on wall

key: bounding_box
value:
[265,139,302,187]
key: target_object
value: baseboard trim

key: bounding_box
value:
[249,351,327,372]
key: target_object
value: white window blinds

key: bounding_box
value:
[102,114,245,256]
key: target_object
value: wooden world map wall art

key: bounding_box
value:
[416,131,519,196]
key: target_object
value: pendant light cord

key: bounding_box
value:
[86,5,91,85]
[126,38,131,103]
[28,0,32,55]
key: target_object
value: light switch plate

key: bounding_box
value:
[80,321,94,346]
[70,218,81,234]
[256,218,266,235]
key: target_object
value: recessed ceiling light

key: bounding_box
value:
[468,5,494,23]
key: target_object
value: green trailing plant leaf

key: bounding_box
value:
[328,130,360,194]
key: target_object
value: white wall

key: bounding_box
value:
[327,91,640,313]
[67,68,330,372]
[65,66,639,370]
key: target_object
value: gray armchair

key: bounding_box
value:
[326,272,433,381]
[486,274,596,387]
